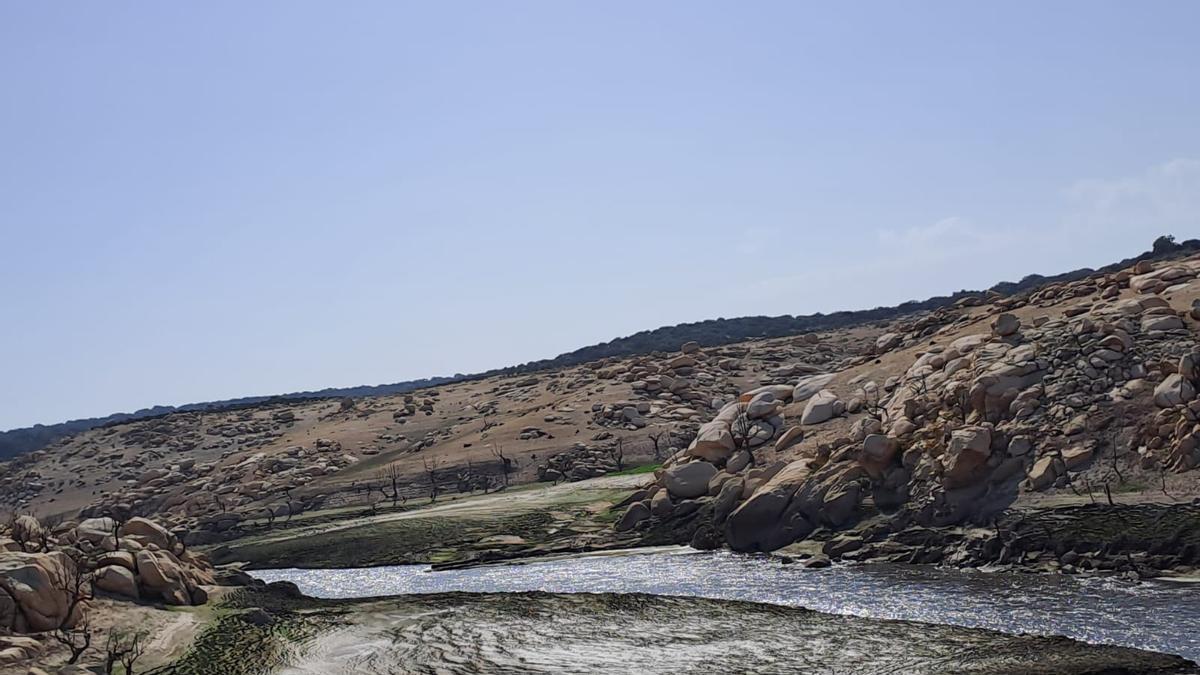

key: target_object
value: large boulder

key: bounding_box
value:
[75,518,115,543]
[0,589,17,632]
[120,517,175,550]
[11,517,42,548]
[712,477,745,525]
[941,426,992,488]
[663,461,718,499]
[1062,446,1094,471]
[1180,354,1198,382]
[726,450,754,474]
[615,502,651,532]
[1142,314,1184,332]
[950,334,989,354]
[821,482,862,527]
[990,313,1020,337]
[774,427,805,453]
[861,434,898,464]
[685,421,736,463]
[1154,374,1196,408]
[1028,456,1060,490]
[96,551,136,571]
[93,565,139,599]
[135,550,191,605]
[745,392,783,420]
[875,333,902,353]
[725,461,814,552]
[664,355,696,370]
[0,552,76,631]
[793,374,835,403]
[649,490,673,518]
[788,462,868,527]
[801,390,842,425]
[741,384,794,402]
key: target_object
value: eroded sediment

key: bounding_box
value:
[173,586,1195,675]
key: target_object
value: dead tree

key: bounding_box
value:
[104,504,131,542]
[457,463,474,494]
[52,613,91,665]
[951,386,972,423]
[860,385,888,423]
[648,431,666,462]
[1107,428,1126,486]
[351,480,380,515]
[59,550,95,616]
[422,457,441,503]
[52,548,95,664]
[104,629,146,675]
[730,404,755,463]
[490,445,513,488]
[906,370,931,397]
[1160,462,1173,498]
[608,438,626,472]
[1082,477,1097,504]
[376,463,404,508]
[459,461,489,495]
[39,513,65,552]
[282,486,297,523]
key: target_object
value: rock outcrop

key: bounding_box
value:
[610,254,1200,563]
[0,515,216,639]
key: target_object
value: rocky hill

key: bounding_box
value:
[623,254,1200,577]
[0,243,1198,568]
[6,235,1194,462]
[1,242,1199,674]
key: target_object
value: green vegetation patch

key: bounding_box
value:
[609,463,661,476]
[223,511,555,569]
[145,588,345,675]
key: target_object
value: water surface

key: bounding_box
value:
[253,548,1200,662]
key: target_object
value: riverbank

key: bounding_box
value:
[208,475,647,570]
[771,501,1200,579]
[620,486,1200,580]
[136,476,1200,673]
[205,468,1200,585]
[158,579,1197,674]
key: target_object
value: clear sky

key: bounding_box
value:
[2,2,1198,430]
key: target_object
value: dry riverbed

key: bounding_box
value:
[158,584,1196,675]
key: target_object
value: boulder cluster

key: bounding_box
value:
[615,256,1200,559]
[391,393,438,423]
[614,381,817,537]
[0,513,216,667]
[1145,353,1200,471]
[77,436,359,543]
[536,444,622,482]
[69,516,214,605]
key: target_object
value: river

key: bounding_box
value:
[252,547,1200,667]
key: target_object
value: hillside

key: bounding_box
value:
[2,242,1198,559]
[1,244,1197,675]
[3,235,1194,461]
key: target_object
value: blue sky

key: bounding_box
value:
[2,1,1198,430]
